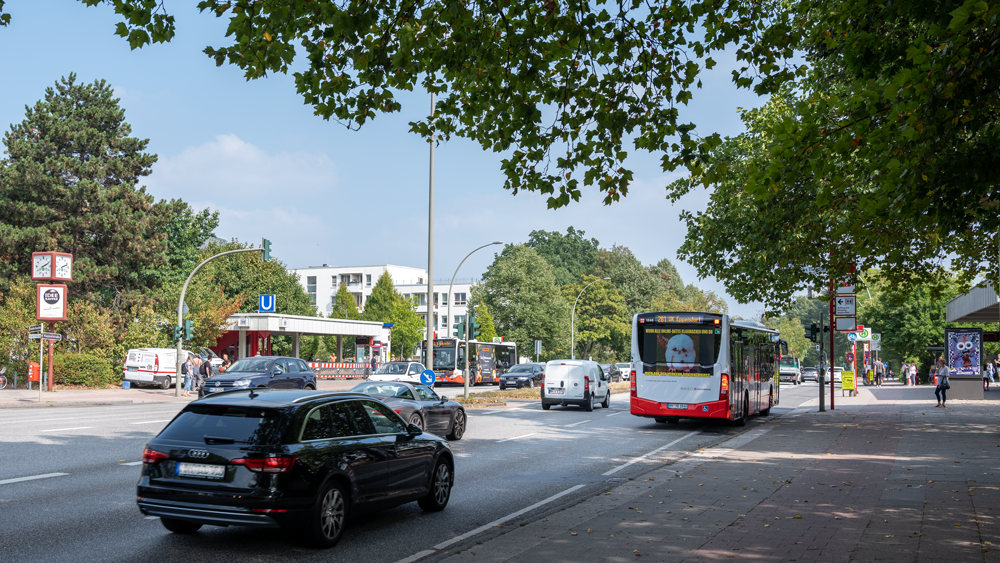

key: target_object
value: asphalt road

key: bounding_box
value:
[0,384,825,562]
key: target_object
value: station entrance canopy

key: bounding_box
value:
[213,313,385,361]
[946,282,999,323]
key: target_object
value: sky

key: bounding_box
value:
[0,2,770,318]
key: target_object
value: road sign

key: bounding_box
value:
[258,294,276,313]
[42,333,62,341]
[492,337,502,343]
[842,371,856,391]
[28,333,42,340]
[858,327,871,339]
[835,295,856,316]
[848,333,858,341]
[420,369,436,386]
[28,324,43,332]
[837,283,855,294]
[872,340,881,351]
[535,340,543,354]
[836,317,857,331]
[846,352,855,362]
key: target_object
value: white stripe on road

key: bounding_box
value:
[497,433,538,443]
[120,461,144,466]
[430,484,587,552]
[41,427,92,432]
[394,550,437,563]
[605,412,623,417]
[130,420,170,425]
[602,429,703,476]
[565,420,592,427]
[0,473,69,486]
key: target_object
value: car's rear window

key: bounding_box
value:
[158,405,285,445]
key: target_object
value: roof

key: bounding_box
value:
[226,313,384,337]
[194,389,370,408]
[946,282,999,323]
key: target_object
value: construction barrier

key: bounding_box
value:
[308,362,371,380]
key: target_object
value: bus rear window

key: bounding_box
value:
[637,324,721,374]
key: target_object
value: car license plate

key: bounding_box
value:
[547,388,564,395]
[176,462,225,479]
[127,366,138,372]
[667,403,688,410]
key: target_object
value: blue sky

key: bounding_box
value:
[0,2,769,318]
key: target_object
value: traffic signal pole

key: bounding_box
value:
[829,280,836,410]
[174,245,268,397]
[818,311,825,412]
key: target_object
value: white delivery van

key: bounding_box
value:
[541,359,611,411]
[124,348,192,389]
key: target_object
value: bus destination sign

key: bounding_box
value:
[637,313,720,325]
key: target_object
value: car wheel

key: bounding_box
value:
[584,394,594,412]
[499,385,506,391]
[409,414,424,431]
[161,517,202,534]
[541,402,551,410]
[528,379,534,389]
[418,459,453,512]
[302,481,348,548]
[304,384,315,391]
[601,391,610,409]
[447,409,466,441]
[160,378,170,390]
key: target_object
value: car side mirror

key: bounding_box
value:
[407,423,422,436]
[439,395,448,403]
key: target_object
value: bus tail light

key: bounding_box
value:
[720,373,729,400]
[630,372,636,397]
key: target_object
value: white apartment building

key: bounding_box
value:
[291,264,477,339]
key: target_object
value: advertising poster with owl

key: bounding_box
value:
[946,328,982,377]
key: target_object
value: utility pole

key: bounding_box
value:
[829,279,836,410]
[818,310,825,412]
[426,92,435,384]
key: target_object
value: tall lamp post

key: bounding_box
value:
[447,241,503,400]
[571,277,611,360]
[426,92,436,377]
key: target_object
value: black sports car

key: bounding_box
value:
[349,381,466,440]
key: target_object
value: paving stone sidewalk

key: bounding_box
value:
[441,382,1000,563]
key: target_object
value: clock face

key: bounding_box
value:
[55,255,72,279]
[33,254,52,279]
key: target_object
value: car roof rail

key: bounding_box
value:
[291,392,366,403]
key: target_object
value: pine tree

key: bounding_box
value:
[0,74,171,298]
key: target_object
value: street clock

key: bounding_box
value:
[31,252,73,282]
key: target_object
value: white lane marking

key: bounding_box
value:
[565,419,592,428]
[120,461,144,466]
[605,412,623,417]
[0,473,69,486]
[602,429,702,476]
[430,484,586,552]
[41,427,92,432]
[497,433,538,443]
[130,420,170,425]
[395,550,437,563]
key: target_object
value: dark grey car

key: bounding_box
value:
[199,356,317,398]
[498,363,544,389]
[348,381,466,440]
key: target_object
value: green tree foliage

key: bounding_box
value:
[0,277,37,377]
[525,227,600,286]
[473,245,570,360]
[362,271,423,359]
[0,75,175,299]
[152,204,221,285]
[467,300,498,342]
[593,246,660,318]
[329,283,361,320]
[561,276,629,361]
[763,315,812,362]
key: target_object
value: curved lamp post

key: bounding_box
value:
[447,241,503,399]
[571,277,611,360]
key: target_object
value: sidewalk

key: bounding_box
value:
[440,381,1000,563]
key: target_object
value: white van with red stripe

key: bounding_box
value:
[124,348,192,389]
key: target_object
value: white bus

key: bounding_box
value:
[420,338,518,385]
[629,312,783,425]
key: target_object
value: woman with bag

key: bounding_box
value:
[934,357,950,408]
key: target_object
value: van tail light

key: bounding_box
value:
[232,456,297,473]
[630,372,637,397]
[584,376,590,390]
[143,448,169,464]
[154,355,159,372]
[720,373,730,400]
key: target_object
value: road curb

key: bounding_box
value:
[0,399,187,409]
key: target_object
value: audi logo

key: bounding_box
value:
[187,449,209,459]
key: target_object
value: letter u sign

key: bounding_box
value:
[259,294,276,313]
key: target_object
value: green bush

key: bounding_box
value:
[52,352,118,387]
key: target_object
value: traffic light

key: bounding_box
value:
[804,323,819,342]
[172,325,182,341]
[183,319,194,340]
[453,323,465,338]
[470,317,482,339]
[262,238,272,261]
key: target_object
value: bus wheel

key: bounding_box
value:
[654,417,667,423]
[761,392,773,416]
[667,417,680,424]
[732,396,748,427]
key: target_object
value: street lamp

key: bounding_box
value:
[571,277,611,360]
[447,241,503,399]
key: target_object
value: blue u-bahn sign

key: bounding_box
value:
[259,294,276,313]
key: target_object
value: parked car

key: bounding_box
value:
[599,364,613,380]
[541,359,611,411]
[832,366,845,384]
[612,362,632,382]
[779,356,803,385]
[124,348,194,390]
[136,389,455,548]
[801,367,819,382]
[498,363,544,390]
[368,361,428,384]
[199,356,316,397]
[349,381,465,439]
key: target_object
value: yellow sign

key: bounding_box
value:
[841,370,856,390]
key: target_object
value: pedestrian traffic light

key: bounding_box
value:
[470,317,482,339]
[183,319,194,340]
[453,323,465,338]
[262,238,271,261]
[172,325,182,341]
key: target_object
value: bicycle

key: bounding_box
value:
[0,367,7,390]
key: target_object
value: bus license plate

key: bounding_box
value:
[548,388,564,395]
[176,462,225,479]
[667,403,688,410]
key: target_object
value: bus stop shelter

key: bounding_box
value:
[213,313,386,361]
[944,283,997,400]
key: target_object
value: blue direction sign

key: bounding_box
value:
[258,294,276,313]
[848,333,858,342]
[420,369,436,386]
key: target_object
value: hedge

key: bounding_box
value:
[52,352,118,387]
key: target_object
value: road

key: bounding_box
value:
[0,384,827,562]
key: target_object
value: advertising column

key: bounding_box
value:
[945,327,984,400]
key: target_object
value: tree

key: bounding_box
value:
[329,283,361,320]
[593,246,661,319]
[763,315,812,364]
[467,300,498,342]
[561,276,629,361]
[525,227,600,286]
[474,245,570,360]
[0,74,176,299]
[362,271,423,359]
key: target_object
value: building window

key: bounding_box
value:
[442,316,448,328]
[434,293,439,307]
[310,294,316,305]
[418,277,424,284]
[454,292,467,305]
[355,294,363,308]
[456,315,466,324]
[307,276,317,293]
[418,293,427,306]
[366,274,372,287]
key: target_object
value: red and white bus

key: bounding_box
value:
[420,338,518,385]
[629,312,783,425]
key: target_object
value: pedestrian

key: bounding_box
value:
[199,356,213,392]
[220,353,231,373]
[987,360,996,389]
[182,354,194,397]
[874,360,884,388]
[934,357,950,407]
[191,357,203,395]
[370,355,378,370]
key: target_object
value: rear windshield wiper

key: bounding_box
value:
[203,435,236,444]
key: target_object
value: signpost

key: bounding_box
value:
[258,294,276,313]
[420,369,436,386]
[535,340,542,362]
[835,295,856,316]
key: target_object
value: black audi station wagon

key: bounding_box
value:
[136,389,455,548]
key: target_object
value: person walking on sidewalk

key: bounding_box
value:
[934,357,950,407]
[874,360,884,388]
[182,354,194,397]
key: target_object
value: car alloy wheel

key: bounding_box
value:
[304,482,347,548]
[409,414,424,430]
[419,461,452,511]
[447,409,465,440]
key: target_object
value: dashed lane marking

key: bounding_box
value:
[497,433,538,443]
[0,473,69,486]
[40,427,92,432]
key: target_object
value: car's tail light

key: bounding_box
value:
[584,376,590,390]
[251,508,288,513]
[630,372,637,397]
[143,448,169,464]
[232,456,297,473]
[393,409,402,414]
[720,373,729,400]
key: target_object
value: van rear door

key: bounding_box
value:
[124,349,155,383]
[546,361,586,400]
